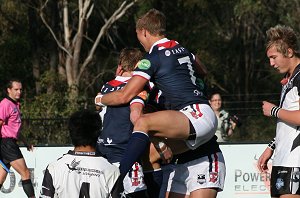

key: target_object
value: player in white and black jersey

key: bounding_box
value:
[39,110,120,198]
[258,25,300,198]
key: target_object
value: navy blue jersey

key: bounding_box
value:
[97,76,145,163]
[133,38,208,110]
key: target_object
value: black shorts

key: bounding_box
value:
[271,166,300,197]
[0,138,24,166]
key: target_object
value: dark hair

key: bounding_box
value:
[5,79,21,93]
[119,48,143,72]
[68,109,102,147]
[208,91,222,100]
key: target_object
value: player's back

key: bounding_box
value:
[40,151,120,197]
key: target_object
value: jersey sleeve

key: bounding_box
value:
[0,101,9,122]
[133,53,159,81]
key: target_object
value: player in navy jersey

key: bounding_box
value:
[95,9,225,197]
[257,25,300,198]
[96,48,148,197]
[96,48,169,197]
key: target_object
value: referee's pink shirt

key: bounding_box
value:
[0,98,21,139]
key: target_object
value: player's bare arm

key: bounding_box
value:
[262,100,300,125]
[130,102,144,124]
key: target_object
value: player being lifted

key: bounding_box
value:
[95,9,225,198]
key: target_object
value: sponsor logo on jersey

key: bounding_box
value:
[66,158,80,172]
[137,59,151,70]
[165,50,171,56]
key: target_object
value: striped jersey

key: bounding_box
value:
[273,64,300,166]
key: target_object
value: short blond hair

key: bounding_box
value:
[266,25,300,58]
[136,8,166,36]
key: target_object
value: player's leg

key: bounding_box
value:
[142,142,164,198]
[189,188,217,198]
[120,104,217,181]
[135,110,190,139]
[0,140,9,188]
[166,152,225,198]
[10,158,35,198]
[4,138,35,198]
[119,110,189,178]
[166,189,217,198]
[0,167,8,189]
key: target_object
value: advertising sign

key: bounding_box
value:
[0,144,271,197]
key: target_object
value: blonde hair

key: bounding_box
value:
[136,8,166,36]
[266,25,300,58]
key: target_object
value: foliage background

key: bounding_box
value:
[1,0,299,145]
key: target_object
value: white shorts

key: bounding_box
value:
[113,162,147,194]
[166,152,226,195]
[180,104,217,149]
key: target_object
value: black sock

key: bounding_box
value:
[119,132,150,178]
[22,179,35,197]
[144,170,163,198]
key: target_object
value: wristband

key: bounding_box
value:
[270,106,280,118]
[94,94,105,107]
[267,138,276,150]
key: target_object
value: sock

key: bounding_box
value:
[0,183,2,189]
[119,131,150,178]
[144,170,163,198]
[22,179,35,198]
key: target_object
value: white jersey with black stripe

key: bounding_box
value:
[39,151,120,198]
[273,65,300,167]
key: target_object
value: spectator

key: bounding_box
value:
[209,92,236,142]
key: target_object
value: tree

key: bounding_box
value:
[38,0,138,106]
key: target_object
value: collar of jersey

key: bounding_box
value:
[5,96,19,105]
[149,38,170,54]
[115,76,131,82]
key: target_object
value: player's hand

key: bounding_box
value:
[26,144,34,152]
[160,146,173,164]
[257,147,273,173]
[262,101,276,117]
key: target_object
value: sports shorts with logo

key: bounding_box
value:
[113,161,147,194]
[180,104,217,149]
[271,166,300,196]
[167,152,225,195]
